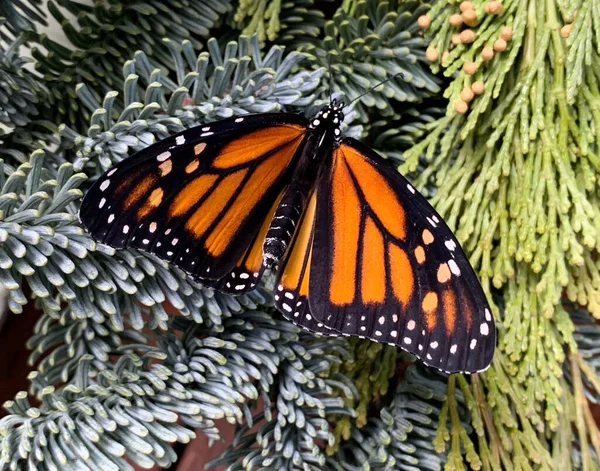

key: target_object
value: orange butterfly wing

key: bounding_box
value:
[303,140,495,373]
[80,114,307,290]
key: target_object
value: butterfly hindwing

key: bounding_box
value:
[80,113,307,287]
[308,139,495,373]
[274,190,339,336]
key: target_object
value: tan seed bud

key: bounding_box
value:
[463,61,477,75]
[460,87,475,102]
[454,99,469,113]
[460,1,474,12]
[462,9,478,26]
[452,33,462,45]
[426,46,439,61]
[484,1,503,14]
[500,26,513,40]
[418,15,431,28]
[471,80,485,94]
[493,38,507,51]
[460,29,476,43]
[450,14,464,26]
[560,24,572,38]
[481,46,494,60]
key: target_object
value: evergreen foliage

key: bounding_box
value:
[0,1,599,470]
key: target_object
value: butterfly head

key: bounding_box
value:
[309,100,344,139]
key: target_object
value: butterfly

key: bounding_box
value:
[79,99,495,374]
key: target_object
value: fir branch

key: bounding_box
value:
[0,0,46,41]
[61,36,323,178]
[206,328,356,471]
[300,0,440,122]
[20,0,232,130]
[2,314,347,470]
[0,35,58,164]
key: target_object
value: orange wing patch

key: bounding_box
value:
[213,125,305,168]
[361,217,385,304]
[389,243,414,306]
[185,170,247,237]
[205,141,298,257]
[329,152,361,305]
[125,174,156,210]
[138,187,164,219]
[338,145,406,241]
[280,191,316,293]
[442,290,457,335]
[234,191,283,274]
[422,291,438,330]
[170,174,218,217]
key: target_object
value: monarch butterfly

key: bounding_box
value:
[79,99,495,374]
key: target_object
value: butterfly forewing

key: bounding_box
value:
[307,140,495,373]
[80,113,307,287]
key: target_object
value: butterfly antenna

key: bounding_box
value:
[343,72,405,109]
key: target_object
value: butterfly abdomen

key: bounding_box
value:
[263,188,307,266]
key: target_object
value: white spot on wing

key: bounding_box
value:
[176,135,186,145]
[99,198,106,208]
[107,214,115,223]
[407,320,415,330]
[480,323,490,336]
[470,339,477,349]
[445,240,457,251]
[391,330,398,337]
[427,217,438,227]
[448,259,461,275]
[450,344,458,354]
[485,308,492,322]
[282,303,292,312]
[107,168,117,177]
[430,341,438,349]
[100,180,110,191]
[157,151,171,162]
[201,132,214,137]
[407,184,416,194]
[403,337,411,344]
[123,225,129,234]
[378,316,385,325]
[235,117,244,123]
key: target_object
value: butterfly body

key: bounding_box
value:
[80,100,495,373]
[263,104,344,267]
